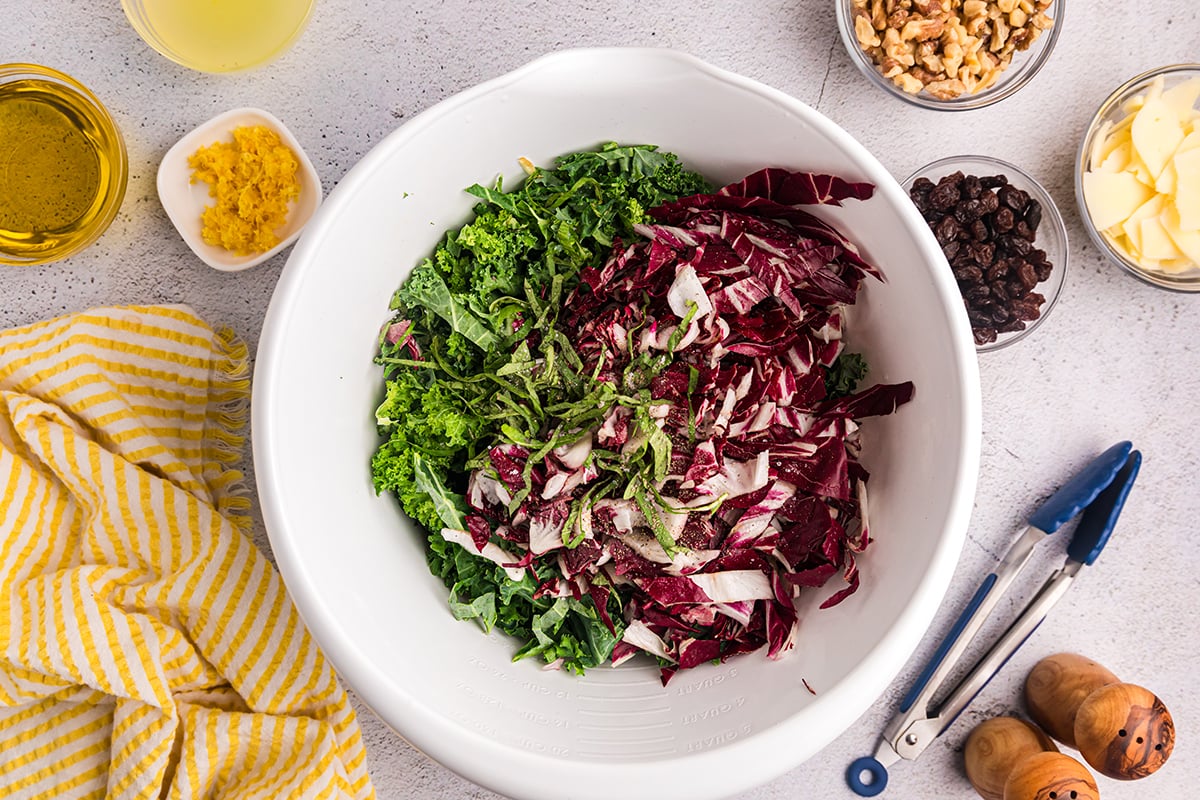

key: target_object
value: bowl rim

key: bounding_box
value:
[1074,63,1200,292]
[253,46,983,800]
[833,0,1065,111]
[903,153,1070,352]
[0,62,128,266]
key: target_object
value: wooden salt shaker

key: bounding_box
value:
[1025,653,1175,780]
[965,717,1099,800]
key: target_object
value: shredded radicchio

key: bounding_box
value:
[458,168,913,683]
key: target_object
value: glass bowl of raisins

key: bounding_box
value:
[905,155,1068,351]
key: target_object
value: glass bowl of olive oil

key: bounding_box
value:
[122,0,316,74]
[0,64,128,266]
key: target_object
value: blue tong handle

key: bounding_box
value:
[1068,448,1140,565]
[896,441,1133,716]
[1028,441,1133,534]
[849,443,1139,797]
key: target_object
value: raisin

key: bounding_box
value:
[931,184,959,210]
[971,219,989,241]
[1034,262,1053,282]
[954,201,982,224]
[1015,220,1035,241]
[934,215,962,244]
[1017,261,1038,290]
[952,250,976,269]
[909,178,935,212]
[974,327,998,345]
[979,191,1000,214]
[911,177,936,194]
[963,174,983,199]
[1012,301,1041,322]
[931,173,963,210]
[970,242,996,267]
[999,185,1029,212]
[965,284,991,302]
[990,281,1010,302]
[993,206,1015,232]
[998,319,1027,333]
[943,240,962,260]
[954,265,983,283]
[980,175,1008,189]
[1024,200,1043,230]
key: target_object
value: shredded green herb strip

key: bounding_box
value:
[372,144,710,673]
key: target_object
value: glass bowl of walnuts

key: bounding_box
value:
[835,0,1065,110]
[904,155,1069,351]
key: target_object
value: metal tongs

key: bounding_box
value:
[846,441,1142,797]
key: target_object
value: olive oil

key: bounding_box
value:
[123,0,315,73]
[0,67,127,264]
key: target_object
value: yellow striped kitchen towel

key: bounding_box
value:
[0,305,375,800]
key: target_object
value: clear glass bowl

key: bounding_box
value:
[1076,64,1200,292]
[122,0,315,74]
[0,64,128,266]
[904,155,1069,352]
[835,0,1064,111]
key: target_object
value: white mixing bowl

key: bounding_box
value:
[254,48,981,800]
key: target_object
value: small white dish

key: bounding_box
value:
[157,107,322,272]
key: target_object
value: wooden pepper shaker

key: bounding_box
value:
[1025,653,1175,780]
[965,717,1099,800]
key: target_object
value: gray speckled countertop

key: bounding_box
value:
[6,2,1199,798]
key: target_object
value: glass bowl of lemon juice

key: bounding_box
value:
[122,0,316,73]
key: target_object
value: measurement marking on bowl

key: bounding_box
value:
[577,746,677,760]
[685,724,754,753]
[516,709,571,729]
[671,667,739,695]
[577,707,671,718]
[679,697,748,725]
[576,721,674,732]
[578,735,676,747]
[576,677,658,688]
[576,694,669,705]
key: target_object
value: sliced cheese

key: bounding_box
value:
[1090,119,1114,167]
[1084,171,1156,230]
[1144,75,1166,106]
[1099,122,1132,163]
[1120,221,1143,254]
[1131,96,1186,179]
[1159,257,1196,274]
[1162,77,1200,121]
[1128,150,1158,188]
[1140,215,1184,260]
[1099,140,1133,174]
[1121,195,1166,252]
[1174,147,1200,230]
[1155,160,1177,195]
[1164,202,1200,263]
